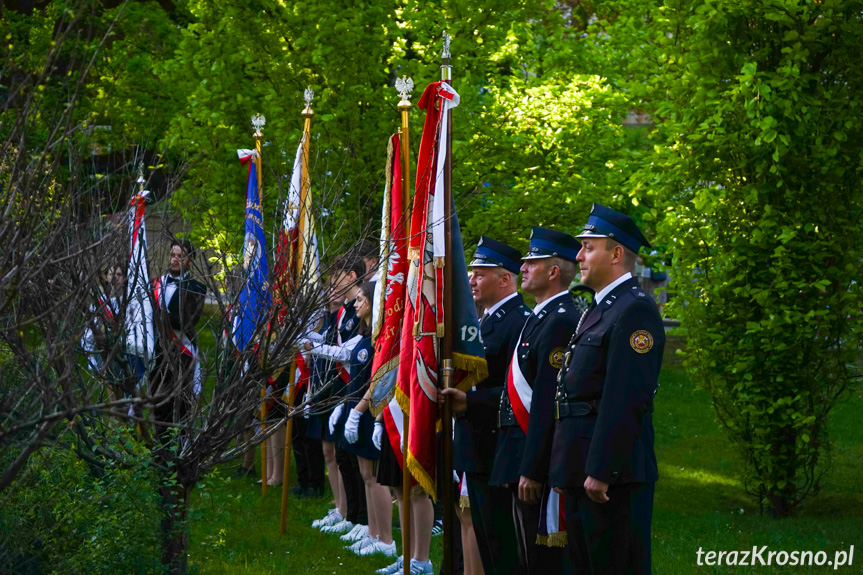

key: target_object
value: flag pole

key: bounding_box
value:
[439,30,456,575]
[281,88,315,533]
[252,113,269,498]
[397,76,414,575]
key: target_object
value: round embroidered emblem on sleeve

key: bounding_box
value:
[357,349,369,362]
[630,330,653,354]
[549,347,565,369]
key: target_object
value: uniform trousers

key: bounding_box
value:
[292,413,325,488]
[564,483,654,575]
[467,474,521,575]
[336,446,367,525]
[511,485,565,575]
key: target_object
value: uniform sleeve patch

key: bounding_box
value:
[630,330,654,354]
[549,347,565,369]
[357,348,369,362]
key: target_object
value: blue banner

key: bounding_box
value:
[233,156,272,351]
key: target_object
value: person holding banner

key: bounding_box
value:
[150,239,206,440]
[550,204,664,575]
[307,257,368,535]
[309,281,398,558]
[440,236,531,575]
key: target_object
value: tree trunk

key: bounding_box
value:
[160,483,194,574]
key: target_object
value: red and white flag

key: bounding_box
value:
[125,190,154,363]
[368,134,409,416]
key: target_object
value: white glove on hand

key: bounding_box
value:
[329,404,344,434]
[372,421,384,451]
[344,408,362,444]
[303,393,311,419]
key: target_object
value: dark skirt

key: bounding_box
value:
[339,410,379,460]
[375,424,402,487]
[306,411,338,443]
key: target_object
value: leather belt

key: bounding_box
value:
[555,399,599,419]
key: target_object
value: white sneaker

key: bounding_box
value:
[358,538,398,558]
[375,556,403,575]
[346,534,374,553]
[320,519,353,534]
[409,559,433,575]
[311,508,341,529]
[340,523,368,542]
[431,519,443,537]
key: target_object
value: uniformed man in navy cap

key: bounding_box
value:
[550,204,665,575]
[441,236,532,574]
[483,227,582,573]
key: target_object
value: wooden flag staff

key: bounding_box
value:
[281,88,315,533]
[252,113,268,498]
[439,30,456,575]
[397,75,414,575]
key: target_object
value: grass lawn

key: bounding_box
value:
[187,338,863,574]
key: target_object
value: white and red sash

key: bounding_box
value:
[153,274,202,394]
[504,319,567,547]
[505,327,532,434]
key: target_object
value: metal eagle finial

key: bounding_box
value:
[442,30,451,59]
[396,76,414,103]
[304,87,314,108]
[136,162,145,186]
[251,113,266,136]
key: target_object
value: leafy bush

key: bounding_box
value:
[641,0,863,516]
[0,431,163,574]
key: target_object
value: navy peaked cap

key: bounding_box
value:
[522,226,581,263]
[470,236,522,274]
[576,203,651,253]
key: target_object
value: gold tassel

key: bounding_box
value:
[436,323,445,338]
[408,247,420,260]
[434,256,445,268]
[451,352,490,392]
[413,320,421,337]
[406,451,437,504]
[459,495,470,509]
[395,386,410,415]
[535,531,568,548]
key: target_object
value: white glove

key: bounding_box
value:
[372,421,384,451]
[344,408,362,444]
[303,392,311,419]
[329,404,344,434]
[453,470,460,483]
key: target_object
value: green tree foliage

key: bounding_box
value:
[639,0,863,516]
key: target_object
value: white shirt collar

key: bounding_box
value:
[594,272,633,305]
[533,289,570,315]
[483,291,519,317]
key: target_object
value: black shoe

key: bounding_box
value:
[231,466,256,479]
[299,485,325,499]
[291,485,304,496]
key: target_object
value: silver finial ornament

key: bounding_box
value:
[136,162,145,185]
[396,76,414,101]
[442,30,451,59]
[304,87,314,108]
[251,114,266,136]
